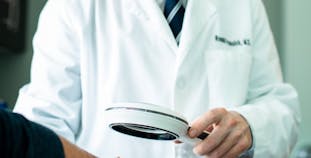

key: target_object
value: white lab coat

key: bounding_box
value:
[14,0,300,157]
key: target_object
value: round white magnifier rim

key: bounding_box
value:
[104,102,190,141]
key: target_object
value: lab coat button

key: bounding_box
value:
[177,78,186,89]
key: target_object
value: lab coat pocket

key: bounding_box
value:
[205,50,252,107]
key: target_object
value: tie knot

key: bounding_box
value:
[164,0,185,42]
[164,0,182,18]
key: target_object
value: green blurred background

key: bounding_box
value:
[0,0,310,156]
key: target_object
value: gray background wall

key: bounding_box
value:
[0,0,310,156]
[0,0,47,108]
[283,0,311,154]
[264,0,311,155]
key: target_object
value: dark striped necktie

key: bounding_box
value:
[164,0,185,43]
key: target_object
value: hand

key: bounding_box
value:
[188,108,252,158]
[58,136,97,158]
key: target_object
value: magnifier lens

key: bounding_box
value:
[110,123,178,140]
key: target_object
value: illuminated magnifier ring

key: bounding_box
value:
[104,102,208,144]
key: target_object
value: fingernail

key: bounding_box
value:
[189,129,198,138]
[193,147,200,155]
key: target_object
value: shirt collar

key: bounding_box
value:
[157,0,188,11]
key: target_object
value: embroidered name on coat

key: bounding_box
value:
[215,35,251,46]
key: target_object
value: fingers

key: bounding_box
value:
[222,136,251,158]
[204,127,243,157]
[189,108,227,138]
[193,112,233,155]
[205,124,215,133]
[174,140,183,144]
[189,108,253,157]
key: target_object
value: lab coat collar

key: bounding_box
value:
[179,0,217,52]
[126,0,217,56]
[126,0,177,52]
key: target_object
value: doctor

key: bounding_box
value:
[14,0,300,157]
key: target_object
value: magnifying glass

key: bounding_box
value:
[104,102,209,145]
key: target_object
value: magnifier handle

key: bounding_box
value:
[181,131,209,146]
[187,127,209,140]
[197,131,209,140]
[182,128,210,145]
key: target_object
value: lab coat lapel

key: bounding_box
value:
[178,0,217,59]
[126,0,178,52]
